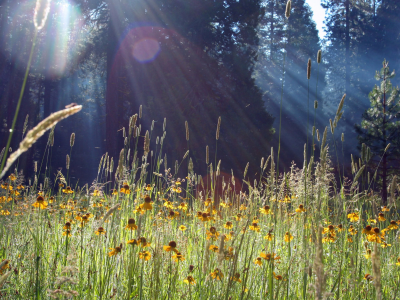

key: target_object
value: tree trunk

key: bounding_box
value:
[106,0,123,161]
[345,0,350,100]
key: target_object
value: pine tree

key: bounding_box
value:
[355,60,400,204]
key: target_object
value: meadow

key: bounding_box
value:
[0,104,399,300]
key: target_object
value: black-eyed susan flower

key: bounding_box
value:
[120,183,130,195]
[179,225,187,231]
[388,220,398,230]
[362,225,373,235]
[223,221,233,229]
[171,186,182,193]
[336,224,344,232]
[347,212,359,222]
[138,237,150,248]
[172,252,185,262]
[178,202,188,211]
[206,227,220,240]
[95,227,106,235]
[108,244,122,257]
[396,258,400,266]
[145,184,152,191]
[381,206,390,212]
[323,225,336,235]
[1,183,9,189]
[62,229,72,237]
[273,272,283,280]
[204,198,212,207]
[380,242,391,248]
[347,236,353,243]
[230,273,242,283]
[32,196,48,209]
[125,218,138,230]
[16,184,24,190]
[364,274,373,281]
[183,275,196,285]
[139,250,151,261]
[239,204,247,211]
[348,225,357,235]
[127,239,138,246]
[63,222,71,230]
[254,257,263,266]
[264,231,274,241]
[199,212,211,222]
[133,206,145,215]
[209,245,219,253]
[62,186,74,194]
[8,173,16,181]
[0,260,10,275]
[167,210,179,220]
[234,213,243,221]
[284,232,293,243]
[249,222,261,232]
[164,201,173,209]
[378,213,386,222]
[367,227,385,243]
[322,233,336,243]
[111,189,118,195]
[163,241,178,253]
[210,268,223,280]
[295,204,306,213]
[368,218,377,224]
[0,209,10,216]
[259,205,272,215]
[141,195,153,210]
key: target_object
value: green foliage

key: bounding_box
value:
[355,61,400,202]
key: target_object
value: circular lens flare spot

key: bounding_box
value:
[132,38,160,63]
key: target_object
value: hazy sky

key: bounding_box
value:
[305,0,326,39]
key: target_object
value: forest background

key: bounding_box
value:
[0,0,399,188]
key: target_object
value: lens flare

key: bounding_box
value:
[132,38,160,63]
[0,0,85,77]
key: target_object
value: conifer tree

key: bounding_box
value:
[355,60,400,204]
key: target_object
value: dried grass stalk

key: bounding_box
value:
[371,243,382,300]
[314,225,325,299]
[0,105,82,179]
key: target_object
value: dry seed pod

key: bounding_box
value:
[34,0,51,30]
[70,133,75,147]
[285,0,291,18]
[185,121,189,141]
[317,50,322,64]
[66,154,70,170]
[0,104,82,179]
[23,114,29,136]
[144,131,150,154]
[314,100,318,109]
[216,116,221,140]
